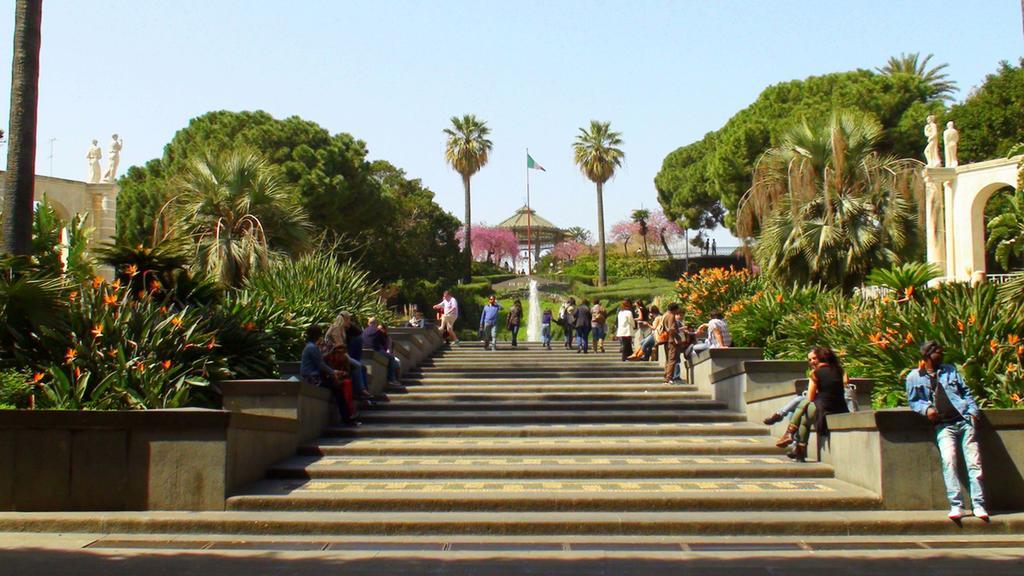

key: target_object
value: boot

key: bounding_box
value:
[763,413,784,425]
[793,443,807,462]
[598,339,605,353]
[775,424,797,448]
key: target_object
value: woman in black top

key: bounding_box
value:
[787,346,849,461]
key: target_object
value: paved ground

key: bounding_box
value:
[1,533,1023,575]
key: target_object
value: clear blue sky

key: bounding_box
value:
[1,1,1021,243]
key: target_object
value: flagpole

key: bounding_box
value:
[526,148,533,275]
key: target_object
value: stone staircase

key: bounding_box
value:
[6,343,1020,556]
[224,345,883,524]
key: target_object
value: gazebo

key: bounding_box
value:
[496,205,565,270]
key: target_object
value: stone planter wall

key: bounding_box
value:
[0,409,296,512]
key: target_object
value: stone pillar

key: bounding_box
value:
[922,167,957,281]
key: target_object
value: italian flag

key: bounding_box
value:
[527,153,546,171]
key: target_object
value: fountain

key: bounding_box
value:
[525,279,542,342]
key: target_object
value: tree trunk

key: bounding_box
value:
[622,238,629,257]
[462,172,472,283]
[2,0,43,256]
[596,181,607,286]
[641,235,650,280]
[659,229,674,260]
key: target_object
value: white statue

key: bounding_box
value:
[86,139,102,183]
[924,115,941,167]
[103,134,122,182]
[943,121,959,168]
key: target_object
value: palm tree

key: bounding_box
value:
[631,208,651,279]
[2,0,43,256]
[172,149,312,287]
[443,114,493,282]
[564,226,592,244]
[573,120,624,286]
[737,111,923,291]
[877,52,957,101]
[987,186,1024,271]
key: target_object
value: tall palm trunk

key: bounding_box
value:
[462,173,472,283]
[2,0,43,256]
[596,181,607,286]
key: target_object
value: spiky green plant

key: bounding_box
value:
[877,52,958,101]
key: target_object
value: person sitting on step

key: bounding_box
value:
[777,347,849,462]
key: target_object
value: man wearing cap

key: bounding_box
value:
[905,340,988,521]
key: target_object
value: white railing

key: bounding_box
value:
[986,273,1023,285]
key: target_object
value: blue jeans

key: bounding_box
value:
[774,394,806,418]
[541,324,551,346]
[509,324,520,346]
[348,357,367,394]
[935,419,986,509]
[382,352,400,382]
[575,326,591,352]
[640,333,656,359]
[481,322,497,350]
[592,325,606,348]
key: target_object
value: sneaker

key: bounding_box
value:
[948,506,965,520]
[453,340,461,346]
[973,506,989,521]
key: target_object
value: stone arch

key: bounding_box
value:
[925,156,1021,282]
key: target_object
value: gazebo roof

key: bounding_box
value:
[496,205,562,232]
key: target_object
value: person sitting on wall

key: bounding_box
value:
[906,340,989,521]
[300,324,359,427]
[407,309,425,328]
[779,347,849,462]
[364,317,401,387]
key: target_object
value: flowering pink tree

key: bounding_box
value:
[610,220,639,256]
[647,210,684,258]
[456,225,519,264]
[551,239,588,262]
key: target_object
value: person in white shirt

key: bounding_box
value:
[692,311,731,355]
[615,299,637,361]
[432,290,460,345]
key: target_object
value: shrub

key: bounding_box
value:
[726,283,839,357]
[237,251,391,359]
[676,267,758,322]
[0,369,33,409]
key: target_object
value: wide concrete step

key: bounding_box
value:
[403,383,698,393]
[268,454,834,479]
[411,364,664,374]
[364,400,726,412]
[227,477,880,512]
[322,422,768,438]
[300,435,780,456]
[2,510,1015,537]
[402,377,672,386]
[419,359,660,367]
[357,410,745,425]
[389,392,711,402]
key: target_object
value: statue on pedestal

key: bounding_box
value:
[103,134,122,182]
[924,115,941,167]
[943,121,959,168]
[86,140,102,183]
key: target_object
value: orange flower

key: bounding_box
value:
[148,279,161,293]
[134,362,146,373]
[69,291,78,302]
[91,276,104,289]
[160,306,169,314]
[956,320,965,333]
[968,314,977,326]
[932,296,940,305]
[905,332,914,345]
[775,294,784,303]
[108,348,118,359]
[905,286,915,298]
[161,360,172,370]
[990,339,999,354]
[170,316,183,328]
[124,264,139,276]
[1009,335,1020,345]
[205,337,217,350]
[103,293,118,306]
[91,323,104,339]
[1012,393,1022,404]
[1018,345,1024,357]
[137,290,147,300]
[73,367,81,380]
[1008,363,1018,374]
[111,279,122,290]
[32,372,44,384]
[243,321,256,331]
[64,348,77,364]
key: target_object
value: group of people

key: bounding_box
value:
[760,341,988,521]
[299,312,404,428]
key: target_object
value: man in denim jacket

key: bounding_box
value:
[905,340,988,521]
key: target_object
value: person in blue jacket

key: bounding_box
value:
[906,340,988,521]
